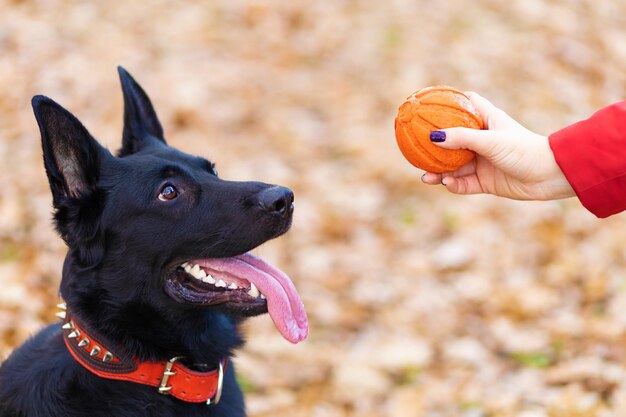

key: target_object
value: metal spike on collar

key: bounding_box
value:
[56,302,67,310]
[90,346,101,357]
[102,351,114,362]
[78,338,90,347]
[62,322,74,330]
[67,330,81,339]
[55,311,67,320]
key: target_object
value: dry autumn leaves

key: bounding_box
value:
[2,1,626,416]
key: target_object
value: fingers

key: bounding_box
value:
[422,160,476,186]
[465,92,498,128]
[421,172,442,185]
[422,171,485,195]
[465,92,521,130]
[431,127,499,155]
[431,126,527,168]
[441,174,485,195]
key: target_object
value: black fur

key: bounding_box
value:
[0,67,295,417]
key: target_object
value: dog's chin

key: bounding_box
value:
[164,266,268,317]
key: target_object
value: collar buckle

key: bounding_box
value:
[158,356,224,406]
[206,360,225,406]
[158,356,184,395]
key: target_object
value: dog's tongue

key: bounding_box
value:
[199,253,308,344]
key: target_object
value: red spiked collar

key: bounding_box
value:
[56,303,227,405]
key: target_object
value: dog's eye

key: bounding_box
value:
[158,185,178,201]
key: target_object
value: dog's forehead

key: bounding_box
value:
[117,147,212,173]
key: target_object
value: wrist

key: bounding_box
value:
[536,137,575,200]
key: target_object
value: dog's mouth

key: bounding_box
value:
[164,253,308,344]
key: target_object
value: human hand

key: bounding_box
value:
[421,92,575,201]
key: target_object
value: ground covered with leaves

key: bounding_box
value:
[1,1,626,416]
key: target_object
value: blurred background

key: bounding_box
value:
[1,1,626,416]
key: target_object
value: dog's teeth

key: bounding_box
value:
[190,265,206,279]
[189,264,202,277]
[181,262,189,268]
[205,274,216,284]
[216,279,227,288]
[184,264,192,273]
[228,283,238,290]
[248,283,260,298]
[260,294,265,299]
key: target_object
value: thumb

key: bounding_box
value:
[431,127,508,160]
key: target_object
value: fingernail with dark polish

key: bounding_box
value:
[430,131,446,142]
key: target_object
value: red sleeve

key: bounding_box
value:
[548,101,626,218]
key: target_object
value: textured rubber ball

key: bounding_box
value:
[394,86,484,173]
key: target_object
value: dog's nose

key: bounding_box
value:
[258,186,294,217]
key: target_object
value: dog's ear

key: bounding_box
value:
[117,66,167,156]
[32,95,110,267]
[32,95,107,204]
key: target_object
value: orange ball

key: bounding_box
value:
[394,86,484,173]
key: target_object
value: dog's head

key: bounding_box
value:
[32,67,307,345]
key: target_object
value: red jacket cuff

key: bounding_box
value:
[548,102,626,218]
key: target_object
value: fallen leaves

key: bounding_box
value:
[2,1,626,416]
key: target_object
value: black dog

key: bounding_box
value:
[0,67,308,417]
